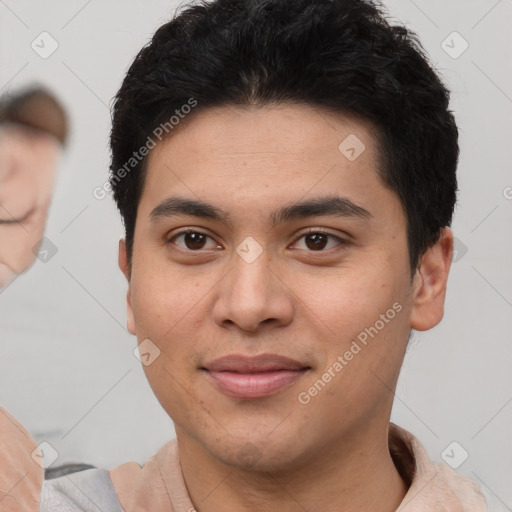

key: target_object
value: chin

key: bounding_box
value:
[202,429,310,473]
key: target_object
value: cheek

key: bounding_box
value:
[294,263,403,338]
[295,263,410,400]
[130,265,206,422]
[130,262,199,337]
[141,358,202,433]
[129,262,216,397]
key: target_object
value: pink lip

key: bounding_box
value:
[202,354,311,399]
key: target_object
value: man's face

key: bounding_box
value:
[120,104,450,470]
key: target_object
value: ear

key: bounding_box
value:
[118,238,136,335]
[410,227,454,331]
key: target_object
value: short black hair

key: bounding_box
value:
[110,0,458,271]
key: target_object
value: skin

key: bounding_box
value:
[117,103,453,512]
[0,407,43,512]
[0,124,60,289]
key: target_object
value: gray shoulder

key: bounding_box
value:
[40,468,124,512]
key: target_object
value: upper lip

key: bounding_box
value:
[203,354,310,373]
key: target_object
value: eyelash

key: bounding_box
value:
[167,228,348,254]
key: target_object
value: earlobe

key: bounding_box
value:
[410,227,454,331]
[118,238,136,335]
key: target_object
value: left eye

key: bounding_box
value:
[292,231,345,251]
[168,230,345,252]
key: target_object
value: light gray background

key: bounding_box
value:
[0,1,510,510]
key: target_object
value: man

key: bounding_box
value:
[0,0,487,510]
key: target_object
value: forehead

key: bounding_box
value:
[137,103,400,227]
[148,103,379,168]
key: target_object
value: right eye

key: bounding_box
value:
[167,229,223,252]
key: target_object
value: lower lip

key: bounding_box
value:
[205,369,308,399]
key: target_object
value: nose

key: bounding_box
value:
[212,248,294,333]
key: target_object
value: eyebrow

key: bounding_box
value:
[149,195,372,228]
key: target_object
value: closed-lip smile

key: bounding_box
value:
[201,354,311,399]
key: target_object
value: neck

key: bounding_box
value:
[176,422,409,512]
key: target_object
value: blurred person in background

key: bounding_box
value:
[0,87,68,511]
[0,86,68,289]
